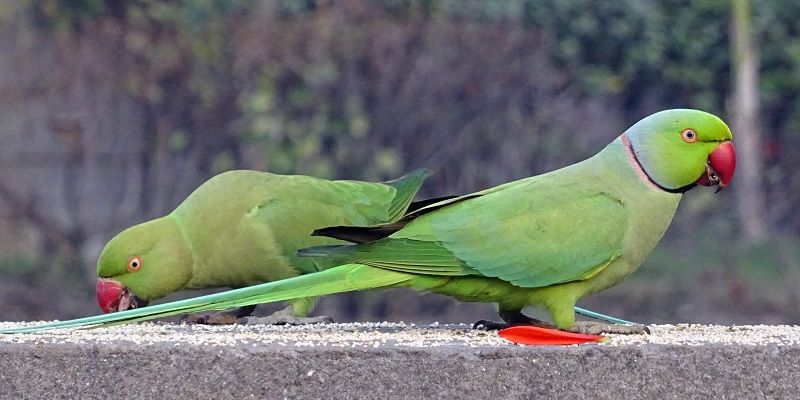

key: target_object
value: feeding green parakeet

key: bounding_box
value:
[94,168,434,324]
[3,109,735,334]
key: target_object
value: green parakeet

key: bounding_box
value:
[3,109,735,334]
[94,168,434,324]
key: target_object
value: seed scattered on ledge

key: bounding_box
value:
[1,322,798,348]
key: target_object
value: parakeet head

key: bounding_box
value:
[624,109,735,192]
[95,216,193,313]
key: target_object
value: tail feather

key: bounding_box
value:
[311,223,405,244]
[312,195,464,244]
[382,168,431,221]
[297,244,349,258]
[574,306,636,325]
[0,264,411,334]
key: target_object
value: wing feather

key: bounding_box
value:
[303,171,629,288]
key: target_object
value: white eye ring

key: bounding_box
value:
[681,129,698,143]
[127,257,142,272]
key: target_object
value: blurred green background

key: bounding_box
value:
[0,0,798,325]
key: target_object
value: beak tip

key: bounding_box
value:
[96,278,124,314]
[699,141,736,190]
[711,141,736,187]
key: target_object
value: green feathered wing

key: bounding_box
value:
[310,177,627,287]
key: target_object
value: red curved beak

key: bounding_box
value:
[697,141,736,189]
[96,278,124,314]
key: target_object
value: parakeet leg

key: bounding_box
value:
[568,321,650,335]
[548,301,649,334]
[236,305,334,325]
[180,305,258,325]
[472,310,555,330]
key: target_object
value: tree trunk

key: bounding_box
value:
[731,0,769,243]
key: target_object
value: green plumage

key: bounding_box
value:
[1,109,734,333]
[95,168,431,316]
[300,136,681,327]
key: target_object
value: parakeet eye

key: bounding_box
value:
[681,129,698,143]
[127,257,142,272]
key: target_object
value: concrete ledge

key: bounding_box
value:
[1,323,798,399]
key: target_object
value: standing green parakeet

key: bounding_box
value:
[2,109,735,334]
[94,168,434,324]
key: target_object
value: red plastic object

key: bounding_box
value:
[498,326,604,345]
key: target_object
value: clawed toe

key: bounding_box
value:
[569,321,650,335]
[180,313,239,325]
[472,320,509,330]
[179,314,206,324]
[237,315,334,325]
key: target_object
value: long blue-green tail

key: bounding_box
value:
[0,264,411,334]
[574,306,636,325]
[1,266,635,333]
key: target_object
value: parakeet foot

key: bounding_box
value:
[569,321,650,335]
[237,315,334,325]
[473,310,554,331]
[234,305,333,325]
[180,305,257,325]
[472,320,509,330]
[181,313,237,325]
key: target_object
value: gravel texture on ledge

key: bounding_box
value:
[1,321,800,347]
[1,322,800,399]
